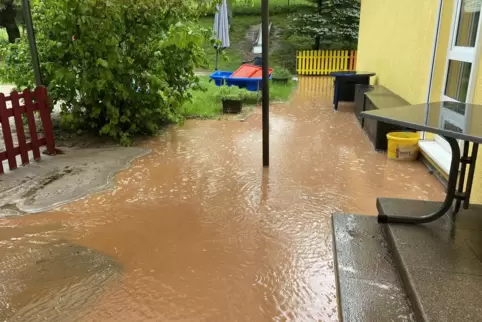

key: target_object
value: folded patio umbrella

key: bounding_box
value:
[213,0,230,70]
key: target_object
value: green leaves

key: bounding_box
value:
[1,0,218,145]
[288,0,360,50]
[96,58,109,68]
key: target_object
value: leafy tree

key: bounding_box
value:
[0,0,20,43]
[289,0,360,50]
[1,0,217,145]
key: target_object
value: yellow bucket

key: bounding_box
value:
[386,132,420,161]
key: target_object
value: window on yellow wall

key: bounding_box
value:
[455,0,480,47]
[444,60,472,101]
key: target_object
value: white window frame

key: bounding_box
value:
[441,0,482,103]
[437,0,482,154]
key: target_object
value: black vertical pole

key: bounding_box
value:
[22,0,42,86]
[262,0,269,167]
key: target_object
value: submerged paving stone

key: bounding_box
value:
[0,240,122,321]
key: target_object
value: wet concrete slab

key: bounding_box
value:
[0,147,149,215]
[384,205,482,322]
[332,214,415,322]
[0,77,445,321]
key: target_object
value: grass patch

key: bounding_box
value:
[270,80,296,101]
[232,0,312,13]
[180,76,296,118]
[204,0,313,16]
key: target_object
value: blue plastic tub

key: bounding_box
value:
[210,71,233,86]
[209,71,272,92]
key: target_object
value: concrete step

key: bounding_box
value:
[332,214,416,322]
[333,205,482,322]
[381,200,482,322]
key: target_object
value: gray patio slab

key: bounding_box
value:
[446,205,482,231]
[332,214,416,322]
[383,204,482,322]
[408,269,482,322]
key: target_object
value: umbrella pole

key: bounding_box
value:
[261,0,269,167]
[215,48,219,71]
[22,0,42,86]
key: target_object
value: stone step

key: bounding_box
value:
[332,214,416,322]
[380,199,482,322]
[333,204,482,322]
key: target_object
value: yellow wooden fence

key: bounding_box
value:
[296,50,357,75]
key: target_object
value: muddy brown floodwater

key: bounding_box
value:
[0,77,444,321]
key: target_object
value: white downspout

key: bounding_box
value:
[423,0,444,141]
[425,0,444,123]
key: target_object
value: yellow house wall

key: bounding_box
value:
[357,0,439,104]
[358,0,482,204]
[473,55,482,104]
[466,26,482,204]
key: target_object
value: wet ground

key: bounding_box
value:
[0,77,444,321]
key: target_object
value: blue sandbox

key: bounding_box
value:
[209,71,272,92]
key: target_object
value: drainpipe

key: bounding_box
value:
[424,0,444,128]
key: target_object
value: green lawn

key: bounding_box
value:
[180,76,296,118]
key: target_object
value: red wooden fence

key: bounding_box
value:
[0,86,56,174]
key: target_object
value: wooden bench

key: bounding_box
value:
[360,87,412,150]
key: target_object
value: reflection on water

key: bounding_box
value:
[0,77,443,321]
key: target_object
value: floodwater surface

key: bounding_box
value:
[0,77,444,321]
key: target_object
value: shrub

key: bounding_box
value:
[0,0,216,145]
[218,85,248,101]
[272,67,291,79]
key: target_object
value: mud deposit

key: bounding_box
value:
[0,237,121,321]
[0,147,148,215]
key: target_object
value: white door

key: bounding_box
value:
[437,0,482,156]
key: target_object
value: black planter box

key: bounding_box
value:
[354,85,392,127]
[354,84,374,126]
[222,99,242,114]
